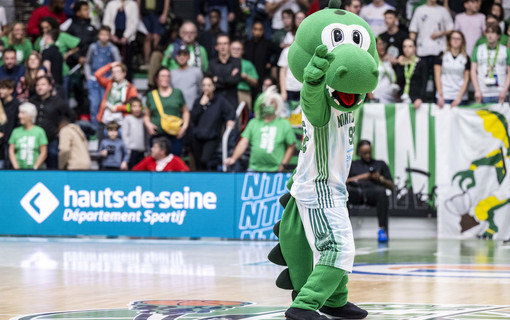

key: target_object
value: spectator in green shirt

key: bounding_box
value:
[8,102,48,170]
[1,22,33,65]
[224,86,296,172]
[230,40,259,112]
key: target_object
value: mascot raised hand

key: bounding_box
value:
[268,1,379,319]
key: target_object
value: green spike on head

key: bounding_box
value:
[328,0,342,8]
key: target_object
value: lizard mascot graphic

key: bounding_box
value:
[268,1,379,319]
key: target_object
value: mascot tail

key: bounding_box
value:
[268,192,314,300]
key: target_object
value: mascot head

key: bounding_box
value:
[288,0,379,111]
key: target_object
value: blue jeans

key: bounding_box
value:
[443,99,468,106]
[205,6,229,34]
[482,96,500,104]
[87,79,105,130]
[46,139,59,169]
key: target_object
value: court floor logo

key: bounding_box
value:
[20,182,59,224]
[10,301,510,320]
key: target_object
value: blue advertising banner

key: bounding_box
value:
[0,171,290,239]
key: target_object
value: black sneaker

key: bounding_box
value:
[319,302,368,319]
[285,307,330,320]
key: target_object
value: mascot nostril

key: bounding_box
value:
[269,0,378,319]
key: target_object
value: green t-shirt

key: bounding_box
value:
[35,32,81,76]
[241,117,296,172]
[1,37,33,64]
[474,35,509,53]
[147,89,186,134]
[238,59,259,91]
[162,43,209,73]
[8,125,48,169]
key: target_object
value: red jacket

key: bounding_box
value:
[95,63,138,124]
[27,6,66,37]
[133,155,190,172]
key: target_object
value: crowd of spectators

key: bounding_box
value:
[0,0,509,172]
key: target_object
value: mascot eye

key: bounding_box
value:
[352,30,363,46]
[332,29,344,45]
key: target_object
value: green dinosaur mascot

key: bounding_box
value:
[268,1,379,319]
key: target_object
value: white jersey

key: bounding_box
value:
[290,108,355,208]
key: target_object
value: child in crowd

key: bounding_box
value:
[99,121,129,170]
[122,97,146,169]
[84,25,121,130]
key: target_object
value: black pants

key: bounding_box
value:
[348,184,389,232]
[128,150,145,169]
[190,136,220,171]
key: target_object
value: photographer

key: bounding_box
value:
[347,140,394,242]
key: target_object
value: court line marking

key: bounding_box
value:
[413,305,510,320]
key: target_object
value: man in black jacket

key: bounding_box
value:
[30,76,73,169]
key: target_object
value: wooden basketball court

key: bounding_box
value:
[1,237,509,319]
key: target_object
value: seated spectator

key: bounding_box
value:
[144,67,189,157]
[0,79,20,168]
[454,0,485,58]
[133,137,189,172]
[347,140,394,242]
[42,30,65,95]
[1,22,33,65]
[95,62,138,132]
[224,86,296,172]
[8,102,48,170]
[122,97,146,169]
[170,46,203,110]
[471,23,510,104]
[207,34,242,109]
[84,25,122,130]
[99,121,129,170]
[379,10,408,64]
[30,75,73,169]
[230,40,259,111]
[0,48,26,94]
[434,31,471,107]
[58,116,91,170]
[359,0,396,36]
[102,0,140,81]
[138,0,170,68]
[26,0,66,38]
[368,37,398,103]
[197,9,222,60]
[395,38,428,109]
[190,75,235,171]
[244,20,274,86]
[17,52,47,102]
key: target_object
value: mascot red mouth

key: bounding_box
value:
[327,86,359,108]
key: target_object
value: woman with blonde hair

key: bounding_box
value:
[434,30,471,107]
[16,51,47,102]
[1,22,33,64]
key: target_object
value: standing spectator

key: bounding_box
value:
[395,38,429,109]
[278,46,302,103]
[161,21,209,74]
[137,0,170,69]
[62,1,98,67]
[84,25,122,130]
[170,46,203,110]
[0,99,7,168]
[360,0,396,36]
[271,9,294,55]
[58,116,91,170]
[207,34,242,108]
[409,0,454,81]
[26,0,66,38]
[30,75,73,169]
[195,0,235,34]
[379,10,408,64]
[17,52,46,102]
[244,20,274,85]
[368,38,398,103]
[102,0,140,81]
[347,140,394,242]
[190,75,235,171]
[95,62,138,133]
[474,15,510,47]
[0,79,19,168]
[41,30,64,95]
[471,24,510,104]
[241,0,272,39]
[1,22,33,65]
[230,40,259,111]
[197,9,223,60]
[343,0,362,15]
[144,67,189,157]
[490,3,505,33]
[265,0,307,33]
[454,0,485,57]
[133,137,189,171]
[122,97,146,169]
[99,121,129,170]
[224,86,296,172]
[434,31,471,107]
[0,48,26,92]
[8,102,48,170]
[0,6,7,37]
